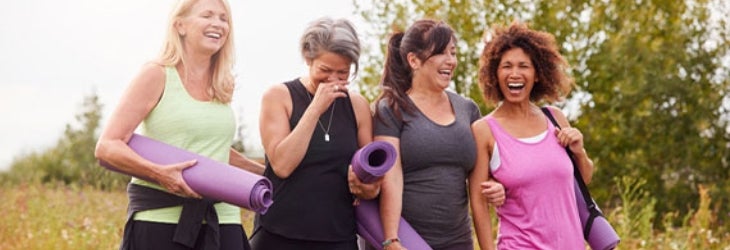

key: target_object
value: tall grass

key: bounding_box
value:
[0,182,126,250]
[0,182,256,250]
[2,180,729,249]
[608,176,730,250]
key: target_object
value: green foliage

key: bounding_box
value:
[353,0,730,227]
[571,0,730,225]
[609,176,729,249]
[612,176,656,241]
[0,92,129,190]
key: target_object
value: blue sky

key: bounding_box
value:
[0,0,360,170]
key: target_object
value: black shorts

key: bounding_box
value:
[129,221,251,250]
[249,226,357,250]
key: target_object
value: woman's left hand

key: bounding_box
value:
[347,166,382,204]
[555,127,585,153]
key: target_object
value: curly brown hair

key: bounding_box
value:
[478,21,573,106]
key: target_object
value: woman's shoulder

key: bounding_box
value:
[542,105,571,128]
[126,62,167,92]
[262,80,294,100]
[348,91,369,108]
[137,62,166,80]
[446,90,476,104]
[446,90,480,112]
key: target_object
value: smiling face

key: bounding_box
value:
[411,38,458,90]
[497,47,536,103]
[176,0,230,56]
[308,51,353,86]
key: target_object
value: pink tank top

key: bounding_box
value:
[485,115,584,249]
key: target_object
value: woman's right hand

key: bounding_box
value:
[158,159,201,198]
[309,77,348,114]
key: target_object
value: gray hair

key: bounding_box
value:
[300,17,361,74]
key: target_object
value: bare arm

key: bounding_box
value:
[469,120,496,250]
[259,79,347,179]
[229,148,265,175]
[548,106,595,184]
[94,63,199,198]
[376,135,406,250]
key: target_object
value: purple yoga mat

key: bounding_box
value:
[99,134,273,214]
[351,141,397,184]
[574,182,620,250]
[351,141,431,250]
[355,199,432,250]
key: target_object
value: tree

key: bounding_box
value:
[2,91,129,190]
[353,0,730,224]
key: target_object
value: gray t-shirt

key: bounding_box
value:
[374,91,480,249]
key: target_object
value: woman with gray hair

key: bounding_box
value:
[251,16,381,249]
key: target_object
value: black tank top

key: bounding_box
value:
[258,78,359,241]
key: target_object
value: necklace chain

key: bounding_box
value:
[305,81,335,142]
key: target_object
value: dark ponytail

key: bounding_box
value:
[375,32,414,122]
[374,19,456,124]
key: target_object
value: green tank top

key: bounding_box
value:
[131,66,240,224]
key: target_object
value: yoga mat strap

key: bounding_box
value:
[584,212,600,239]
[541,107,620,250]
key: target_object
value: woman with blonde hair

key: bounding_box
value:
[95,0,263,249]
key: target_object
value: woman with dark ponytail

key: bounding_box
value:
[372,19,505,250]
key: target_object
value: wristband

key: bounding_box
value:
[382,237,400,248]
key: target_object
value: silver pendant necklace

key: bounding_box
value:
[305,85,335,142]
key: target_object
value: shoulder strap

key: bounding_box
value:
[540,107,603,239]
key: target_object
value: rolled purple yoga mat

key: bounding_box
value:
[351,141,431,250]
[351,141,397,184]
[574,182,620,250]
[355,199,432,250]
[99,134,273,214]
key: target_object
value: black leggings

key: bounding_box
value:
[129,221,251,250]
[249,226,357,250]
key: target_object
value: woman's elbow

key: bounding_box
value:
[94,140,109,161]
[268,160,293,179]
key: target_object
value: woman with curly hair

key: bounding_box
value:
[469,21,595,249]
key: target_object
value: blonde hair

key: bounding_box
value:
[158,0,235,103]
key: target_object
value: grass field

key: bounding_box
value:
[2,182,729,249]
[0,183,257,250]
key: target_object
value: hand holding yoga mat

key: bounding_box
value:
[351,141,432,250]
[99,134,273,214]
[351,141,397,183]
